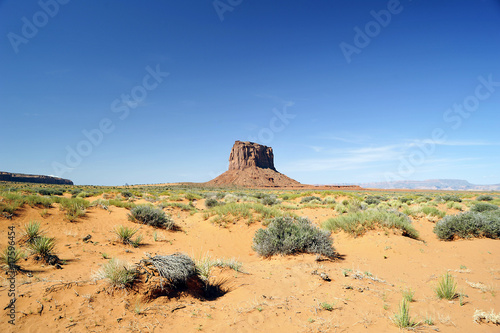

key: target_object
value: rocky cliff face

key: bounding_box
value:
[0,172,74,185]
[228,141,276,171]
[207,141,301,187]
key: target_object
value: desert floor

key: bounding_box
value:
[1,189,499,333]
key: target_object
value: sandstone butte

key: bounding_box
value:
[0,171,73,185]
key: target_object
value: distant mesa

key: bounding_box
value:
[0,171,74,185]
[207,141,302,187]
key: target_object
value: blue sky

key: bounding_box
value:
[1,0,500,186]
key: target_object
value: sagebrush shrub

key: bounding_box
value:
[205,198,220,208]
[300,196,322,204]
[476,194,494,201]
[470,202,499,213]
[252,216,335,258]
[129,205,175,229]
[433,210,500,240]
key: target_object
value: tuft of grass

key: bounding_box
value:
[114,225,143,247]
[476,194,494,202]
[392,298,419,329]
[129,205,175,229]
[28,236,56,258]
[319,302,335,311]
[435,272,457,300]
[195,254,243,281]
[94,258,137,288]
[323,209,419,239]
[0,246,25,271]
[23,220,44,244]
[253,216,336,258]
[402,288,415,302]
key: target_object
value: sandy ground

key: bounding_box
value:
[1,196,499,333]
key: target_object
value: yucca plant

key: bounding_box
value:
[0,246,25,271]
[113,225,143,247]
[435,272,457,300]
[23,220,43,244]
[28,236,56,258]
[392,298,419,329]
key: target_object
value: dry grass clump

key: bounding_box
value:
[473,309,500,324]
[94,258,137,288]
[323,209,419,239]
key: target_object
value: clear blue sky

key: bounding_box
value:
[1,0,500,186]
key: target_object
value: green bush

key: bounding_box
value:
[252,216,335,258]
[433,210,500,240]
[476,194,494,201]
[261,195,279,206]
[440,194,462,202]
[323,209,419,239]
[205,198,221,208]
[364,196,381,205]
[129,205,175,229]
[300,196,322,204]
[28,236,56,258]
[470,202,499,213]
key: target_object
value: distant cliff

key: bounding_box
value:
[360,179,500,191]
[0,171,73,185]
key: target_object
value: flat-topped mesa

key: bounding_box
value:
[228,141,276,171]
[0,171,73,185]
[206,140,301,187]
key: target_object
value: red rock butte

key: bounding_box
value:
[207,141,301,187]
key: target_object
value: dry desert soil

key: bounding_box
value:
[0,186,499,333]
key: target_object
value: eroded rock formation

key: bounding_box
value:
[0,171,74,185]
[207,141,301,187]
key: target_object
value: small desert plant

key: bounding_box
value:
[300,196,322,204]
[364,196,381,205]
[23,220,44,244]
[319,302,334,311]
[470,202,499,213]
[435,272,457,300]
[252,216,336,258]
[114,225,143,247]
[195,254,243,281]
[94,258,137,288]
[129,205,175,229]
[402,288,415,302]
[261,195,279,206]
[476,194,494,202]
[28,236,56,258]
[392,298,419,329]
[440,194,462,202]
[205,198,220,208]
[0,246,25,271]
[473,309,500,324]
